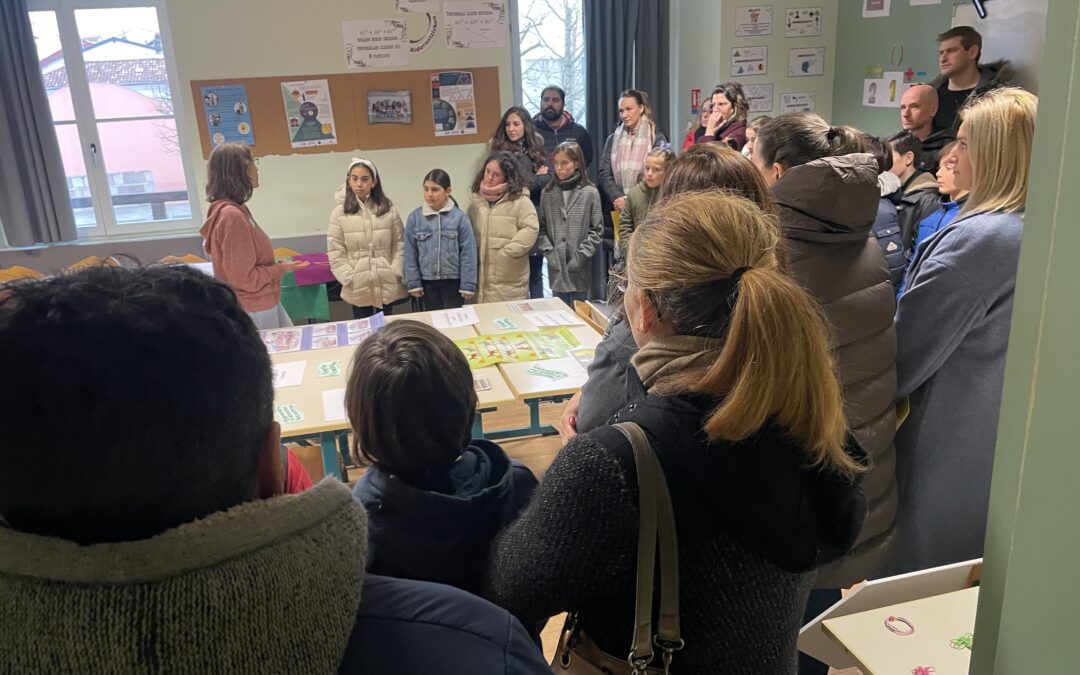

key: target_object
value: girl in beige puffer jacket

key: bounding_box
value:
[328,158,407,318]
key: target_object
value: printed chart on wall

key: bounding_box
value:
[735,5,772,37]
[781,92,815,112]
[281,79,338,148]
[731,46,767,77]
[342,18,408,68]
[863,72,908,108]
[744,84,774,113]
[445,1,507,49]
[785,7,822,38]
[200,84,254,147]
[431,71,478,137]
[789,47,825,77]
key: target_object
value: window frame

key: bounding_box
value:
[28,0,201,241]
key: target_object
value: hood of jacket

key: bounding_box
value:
[931,58,1015,94]
[199,198,245,243]
[614,368,868,574]
[533,109,577,132]
[0,479,368,674]
[353,439,536,593]
[770,153,882,243]
[334,183,348,206]
[878,170,903,198]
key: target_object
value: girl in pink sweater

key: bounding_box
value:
[199,143,306,329]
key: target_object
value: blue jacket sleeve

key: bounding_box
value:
[403,210,423,291]
[457,209,479,294]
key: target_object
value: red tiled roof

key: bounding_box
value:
[42,58,168,89]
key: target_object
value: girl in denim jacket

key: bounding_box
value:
[404,170,479,310]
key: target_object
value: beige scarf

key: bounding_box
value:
[631,334,725,395]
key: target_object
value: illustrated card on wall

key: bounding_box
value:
[445,1,508,49]
[781,92,816,112]
[862,0,892,18]
[744,84,774,113]
[431,71,478,137]
[788,47,825,77]
[368,90,412,124]
[342,19,409,68]
[281,80,338,148]
[735,5,772,37]
[731,46,768,77]
[201,84,254,147]
[785,7,822,38]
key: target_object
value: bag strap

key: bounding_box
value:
[613,422,683,673]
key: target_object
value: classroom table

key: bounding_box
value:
[821,587,979,675]
[267,299,603,479]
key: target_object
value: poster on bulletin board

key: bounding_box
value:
[281,79,338,148]
[431,71,478,137]
[200,84,254,147]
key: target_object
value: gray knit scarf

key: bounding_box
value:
[0,479,368,674]
[631,334,725,396]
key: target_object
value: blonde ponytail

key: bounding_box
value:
[626,190,860,477]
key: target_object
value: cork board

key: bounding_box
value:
[190,66,500,159]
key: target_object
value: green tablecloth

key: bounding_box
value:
[279,271,329,322]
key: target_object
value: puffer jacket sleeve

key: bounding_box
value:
[499,197,539,259]
[327,206,354,287]
[389,207,405,278]
[457,210,478,294]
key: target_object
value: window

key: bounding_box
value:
[29,0,198,239]
[516,0,586,123]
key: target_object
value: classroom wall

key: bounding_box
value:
[165,0,514,239]
[832,0,1048,137]
[673,0,838,144]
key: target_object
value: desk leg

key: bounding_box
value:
[319,431,344,482]
[473,407,496,440]
[483,395,568,440]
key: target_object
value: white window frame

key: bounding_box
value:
[28,0,201,240]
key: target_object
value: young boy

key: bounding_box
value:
[347,320,538,595]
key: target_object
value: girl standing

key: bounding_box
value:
[403,169,478,310]
[467,152,539,303]
[199,143,308,330]
[328,158,407,318]
[617,145,674,253]
[537,142,603,306]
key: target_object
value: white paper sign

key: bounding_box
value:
[735,5,772,37]
[272,361,307,389]
[785,7,822,37]
[523,310,585,328]
[431,306,480,329]
[788,47,825,77]
[396,0,438,11]
[445,1,508,49]
[731,46,768,77]
[863,74,910,108]
[744,84,774,113]
[910,0,940,5]
[342,19,408,69]
[322,388,348,423]
[781,92,816,112]
[862,0,892,18]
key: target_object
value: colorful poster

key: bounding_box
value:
[744,84,774,113]
[781,92,816,112]
[454,329,582,369]
[431,70,478,137]
[200,84,254,147]
[735,5,773,37]
[788,47,825,77]
[862,0,891,18]
[862,74,909,108]
[731,46,768,77]
[367,90,412,124]
[445,1,508,48]
[342,18,408,69]
[281,79,337,148]
[785,7,822,37]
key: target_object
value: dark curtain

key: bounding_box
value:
[635,0,670,140]
[0,0,77,246]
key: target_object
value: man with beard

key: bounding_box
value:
[533,85,594,168]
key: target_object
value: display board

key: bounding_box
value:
[190,66,500,159]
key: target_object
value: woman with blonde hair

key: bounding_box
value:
[487,191,867,673]
[889,87,1037,575]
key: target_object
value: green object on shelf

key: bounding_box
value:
[279,270,330,322]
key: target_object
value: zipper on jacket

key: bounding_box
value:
[436,212,442,276]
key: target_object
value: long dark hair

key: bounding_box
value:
[205,143,254,205]
[544,142,594,192]
[423,168,458,208]
[343,159,392,216]
[489,106,547,171]
[470,151,527,200]
[755,112,862,170]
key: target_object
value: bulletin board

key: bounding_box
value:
[190,66,501,159]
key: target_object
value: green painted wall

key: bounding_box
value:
[972,0,1080,670]
[832,1,954,135]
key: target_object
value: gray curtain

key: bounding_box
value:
[634,0,670,141]
[0,0,78,246]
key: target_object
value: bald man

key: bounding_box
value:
[899,84,953,173]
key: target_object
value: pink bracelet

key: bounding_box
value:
[884,615,915,636]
